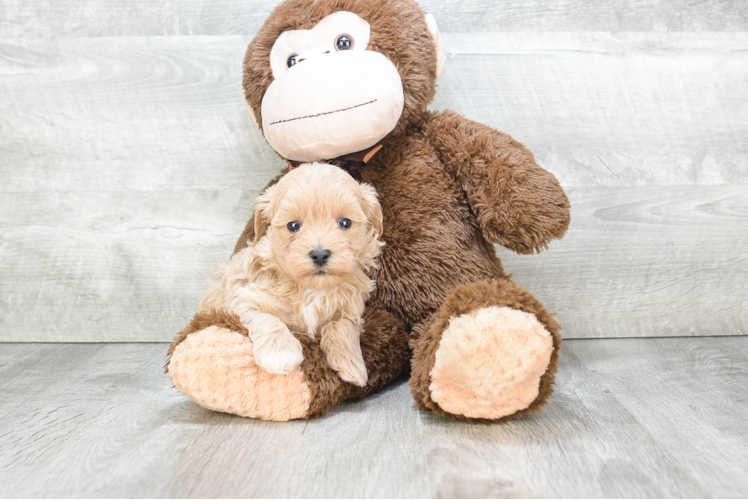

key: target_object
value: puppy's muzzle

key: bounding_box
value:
[309,247,332,267]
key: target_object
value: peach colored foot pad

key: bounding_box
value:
[168,327,311,421]
[429,306,554,419]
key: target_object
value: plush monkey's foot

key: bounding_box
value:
[167,308,410,421]
[429,306,553,420]
[410,280,562,423]
[168,326,311,421]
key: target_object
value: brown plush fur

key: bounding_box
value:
[169,0,570,423]
[165,308,248,373]
[300,307,411,417]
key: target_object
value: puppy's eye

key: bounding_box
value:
[287,221,301,232]
[337,218,352,229]
[287,54,298,68]
[335,35,353,51]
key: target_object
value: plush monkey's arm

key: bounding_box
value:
[425,110,570,254]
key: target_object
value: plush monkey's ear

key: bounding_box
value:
[252,186,274,244]
[360,183,383,237]
[424,13,447,78]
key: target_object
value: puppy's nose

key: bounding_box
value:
[309,248,332,267]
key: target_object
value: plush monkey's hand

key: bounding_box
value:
[426,110,571,254]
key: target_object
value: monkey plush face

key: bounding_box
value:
[243,0,447,162]
[262,11,405,162]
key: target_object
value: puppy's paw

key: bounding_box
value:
[253,335,304,375]
[326,351,368,387]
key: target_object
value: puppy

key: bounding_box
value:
[199,163,383,386]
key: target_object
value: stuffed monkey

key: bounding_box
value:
[167,0,570,423]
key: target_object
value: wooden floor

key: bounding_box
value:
[1,337,747,498]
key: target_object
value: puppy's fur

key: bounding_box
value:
[199,163,383,386]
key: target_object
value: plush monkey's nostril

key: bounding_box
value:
[309,248,332,267]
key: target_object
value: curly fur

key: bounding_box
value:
[200,163,384,385]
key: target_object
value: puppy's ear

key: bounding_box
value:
[360,183,383,236]
[252,185,274,244]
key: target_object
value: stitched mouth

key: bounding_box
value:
[269,99,377,126]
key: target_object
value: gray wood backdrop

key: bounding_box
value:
[1,0,746,341]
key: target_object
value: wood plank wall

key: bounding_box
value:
[1,1,746,341]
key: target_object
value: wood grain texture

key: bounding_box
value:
[0,190,254,342]
[437,32,748,187]
[2,0,747,37]
[503,185,748,339]
[1,33,746,340]
[1,339,747,497]
[0,36,280,192]
[2,185,746,341]
[3,33,746,190]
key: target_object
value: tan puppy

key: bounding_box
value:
[199,163,383,386]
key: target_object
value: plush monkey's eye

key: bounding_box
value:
[287,54,298,68]
[337,218,352,229]
[287,221,301,232]
[335,35,353,51]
